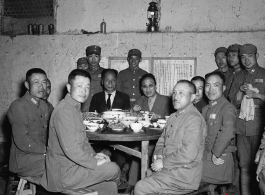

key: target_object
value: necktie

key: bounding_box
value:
[107,94,111,110]
[148,98,152,111]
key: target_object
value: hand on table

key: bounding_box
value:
[212,154,224,165]
[133,104,141,112]
[150,113,161,120]
[151,159,163,172]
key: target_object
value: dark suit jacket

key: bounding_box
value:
[89,90,130,113]
[135,93,171,118]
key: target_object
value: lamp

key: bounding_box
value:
[146,2,159,32]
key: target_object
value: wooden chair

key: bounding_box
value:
[6,173,98,195]
[5,174,40,195]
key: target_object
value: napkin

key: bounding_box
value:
[239,84,259,121]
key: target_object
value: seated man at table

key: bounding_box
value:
[201,71,237,185]
[133,73,171,119]
[40,69,120,195]
[89,69,130,113]
[8,68,50,177]
[134,80,207,195]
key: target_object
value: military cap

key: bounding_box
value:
[86,45,101,56]
[214,47,227,56]
[128,49,142,58]
[77,57,88,65]
[239,44,257,55]
[227,44,241,53]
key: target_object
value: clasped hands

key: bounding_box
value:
[151,154,164,172]
[95,152,111,166]
[240,83,258,99]
[212,153,226,165]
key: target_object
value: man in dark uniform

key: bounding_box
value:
[8,68,50,177]
[117,49,148,105]
[77,57,89,71]
[42,78,54,116]
[225,44,244,103]
[191,76,208,113]
[214,47,232,94]
[235,44,265,195]
[82,45,104,112]
[202,71,237,185]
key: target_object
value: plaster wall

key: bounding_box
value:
[56,0,265,33]
[1,32,265,140]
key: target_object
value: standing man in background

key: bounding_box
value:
[214,47,232,88]
[77,57,89,71]
[82,45,104,112]
[117,49,148,106]
[8,68,50,177]
[225,44,244,104]
[236,44,265,195]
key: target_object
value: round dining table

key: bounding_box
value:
[86,127,163,179]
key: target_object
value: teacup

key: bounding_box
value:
[157,119,167,128]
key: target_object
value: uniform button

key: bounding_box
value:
[133,86,135,88]
[132,93,135,95]
[133,79,135,81]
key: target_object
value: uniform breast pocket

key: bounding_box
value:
[169,126,184,147]
[208,119,219,135]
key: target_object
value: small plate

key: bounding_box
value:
[112,128,124,131]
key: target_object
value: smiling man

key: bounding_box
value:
[8,68,50,177]
[89,69,130,113]
[201,71,237,185]
[117,49,148,105]
[134,80,206,195]
[81,45,104,112]
[234,44,265,195]
[41,69,120,195]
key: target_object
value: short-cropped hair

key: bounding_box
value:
[140,73,157,86]
[191,76,205,85]
[177,80,196,94]
[26,68,46,82]
[101,69,118,79]
[205,71,225,85]
[68,69,91,85]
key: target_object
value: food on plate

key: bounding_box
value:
[109,123,126,131]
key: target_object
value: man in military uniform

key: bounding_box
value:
[214,47,232,92]
[82,45,104,112]
[235,44,265,195]
[117,49,148,105]
[42,78,54,117]
[8,68,50,177]
[201,71,237,186]
[77,57,89,71]
[225,44,244,103]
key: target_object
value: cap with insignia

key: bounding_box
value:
[77,57,88,65]
[128,49,142,58]
[86,45,101,56]
[227,44,241,53]
[214,47,227,56]
[239,44,257,55]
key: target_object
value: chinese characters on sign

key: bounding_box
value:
[152,58,196,96]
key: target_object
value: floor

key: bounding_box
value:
[0,143,245,195]
[0,164,241,195]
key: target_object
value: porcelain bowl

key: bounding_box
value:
[157,119,167,128]
[102,111,126,119]
[120,116,138,127]
[130,123,143,133]
[83,121,99,132]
